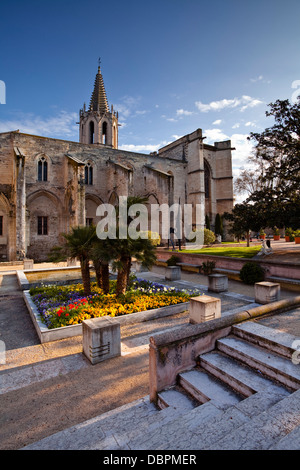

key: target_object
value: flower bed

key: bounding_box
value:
[29,278,200,330]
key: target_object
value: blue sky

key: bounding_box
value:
[1,0,300,188]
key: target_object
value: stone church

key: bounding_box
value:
[0,66,234,261]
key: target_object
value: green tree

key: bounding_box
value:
[215,213,223,237]
[246,96,300,228]
[224,202,263,247]
[90,238,112,294]
[61,225,97,296]
[104,196,157,297]
[205,214,211,230]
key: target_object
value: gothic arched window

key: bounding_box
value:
[84,162,93,185]
[89,121,94,144]
[38,156,48,182]
[204,161,210,199]
[102,121,107,145]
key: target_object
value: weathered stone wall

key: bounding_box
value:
[0,127,233,261]
[0,133,16,260]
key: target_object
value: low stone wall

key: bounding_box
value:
[149,296,300,403]
[156,250,300,282]
[17,266,95,290]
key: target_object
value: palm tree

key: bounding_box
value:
[62,225,97,296]
[110,196,157,296]
[90,237,112,294]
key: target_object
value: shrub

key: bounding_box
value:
[190,228,215,245]
[204,229,216,245]
[239,262,264,284]
[166,255,180,266]
[201,261,216,275]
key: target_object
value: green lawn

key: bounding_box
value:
[181,245,261,258]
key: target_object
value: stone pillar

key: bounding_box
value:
[82,316,121,365]
[189,295,221,323]
[77,165,86,226]
[255,282,280,304]
[165,266,181,280]
[208,274,228,292]
[16,155,27,260]
[23,259,34,270]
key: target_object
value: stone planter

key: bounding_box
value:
[134,261,149,272]
[285,236,290,242]
[23,259,34,270]
[295,237,300,244]
[165,265,181,281]
[273,235,280,240]
[208,274,228,293]
[189,295,221,323]
[255,281,280,304]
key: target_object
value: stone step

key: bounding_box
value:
[179,368,242,410]
[199,350,289,397]
[157,386,199,411]
[205,388,300,450]
[21,377,295,450]
[217,336,300,391]
[129,387,296,450]
[232,321,298,359]
[273,423,300,450]
[128,390,284,450]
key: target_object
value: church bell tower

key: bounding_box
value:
[79,63,118,148]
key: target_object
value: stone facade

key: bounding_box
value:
[0,68,234,262]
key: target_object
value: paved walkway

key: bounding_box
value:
[0,259,299,450]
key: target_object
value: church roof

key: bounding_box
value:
[89,66,109,114]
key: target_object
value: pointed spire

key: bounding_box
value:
[89,62,109,114]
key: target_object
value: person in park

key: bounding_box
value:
[169,226,176,250]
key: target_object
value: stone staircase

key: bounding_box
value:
[22,321,300,450]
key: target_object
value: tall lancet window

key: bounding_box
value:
[102,121,107,145]
[38,156,48,181]
[89,121,94,144]
[84,162,93,185]
[204,161,210,199]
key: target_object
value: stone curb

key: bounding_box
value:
[23,289,190,343]
[150,296,300,348]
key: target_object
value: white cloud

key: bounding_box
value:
[176,109,193,116]
[212,119,222,125]
[172,134,183,140]
[232,123,240,129]
[114,95,142,119]
[240,96,263,112]
[0,111,78,138]
[203,129,254,173]
[250,75,271,84]
[250,75,264,83]
[119,140,171,154]
[119,143,160,153]
[230,133,254,170]
[203,128,229,143]
[195,95,263,113]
